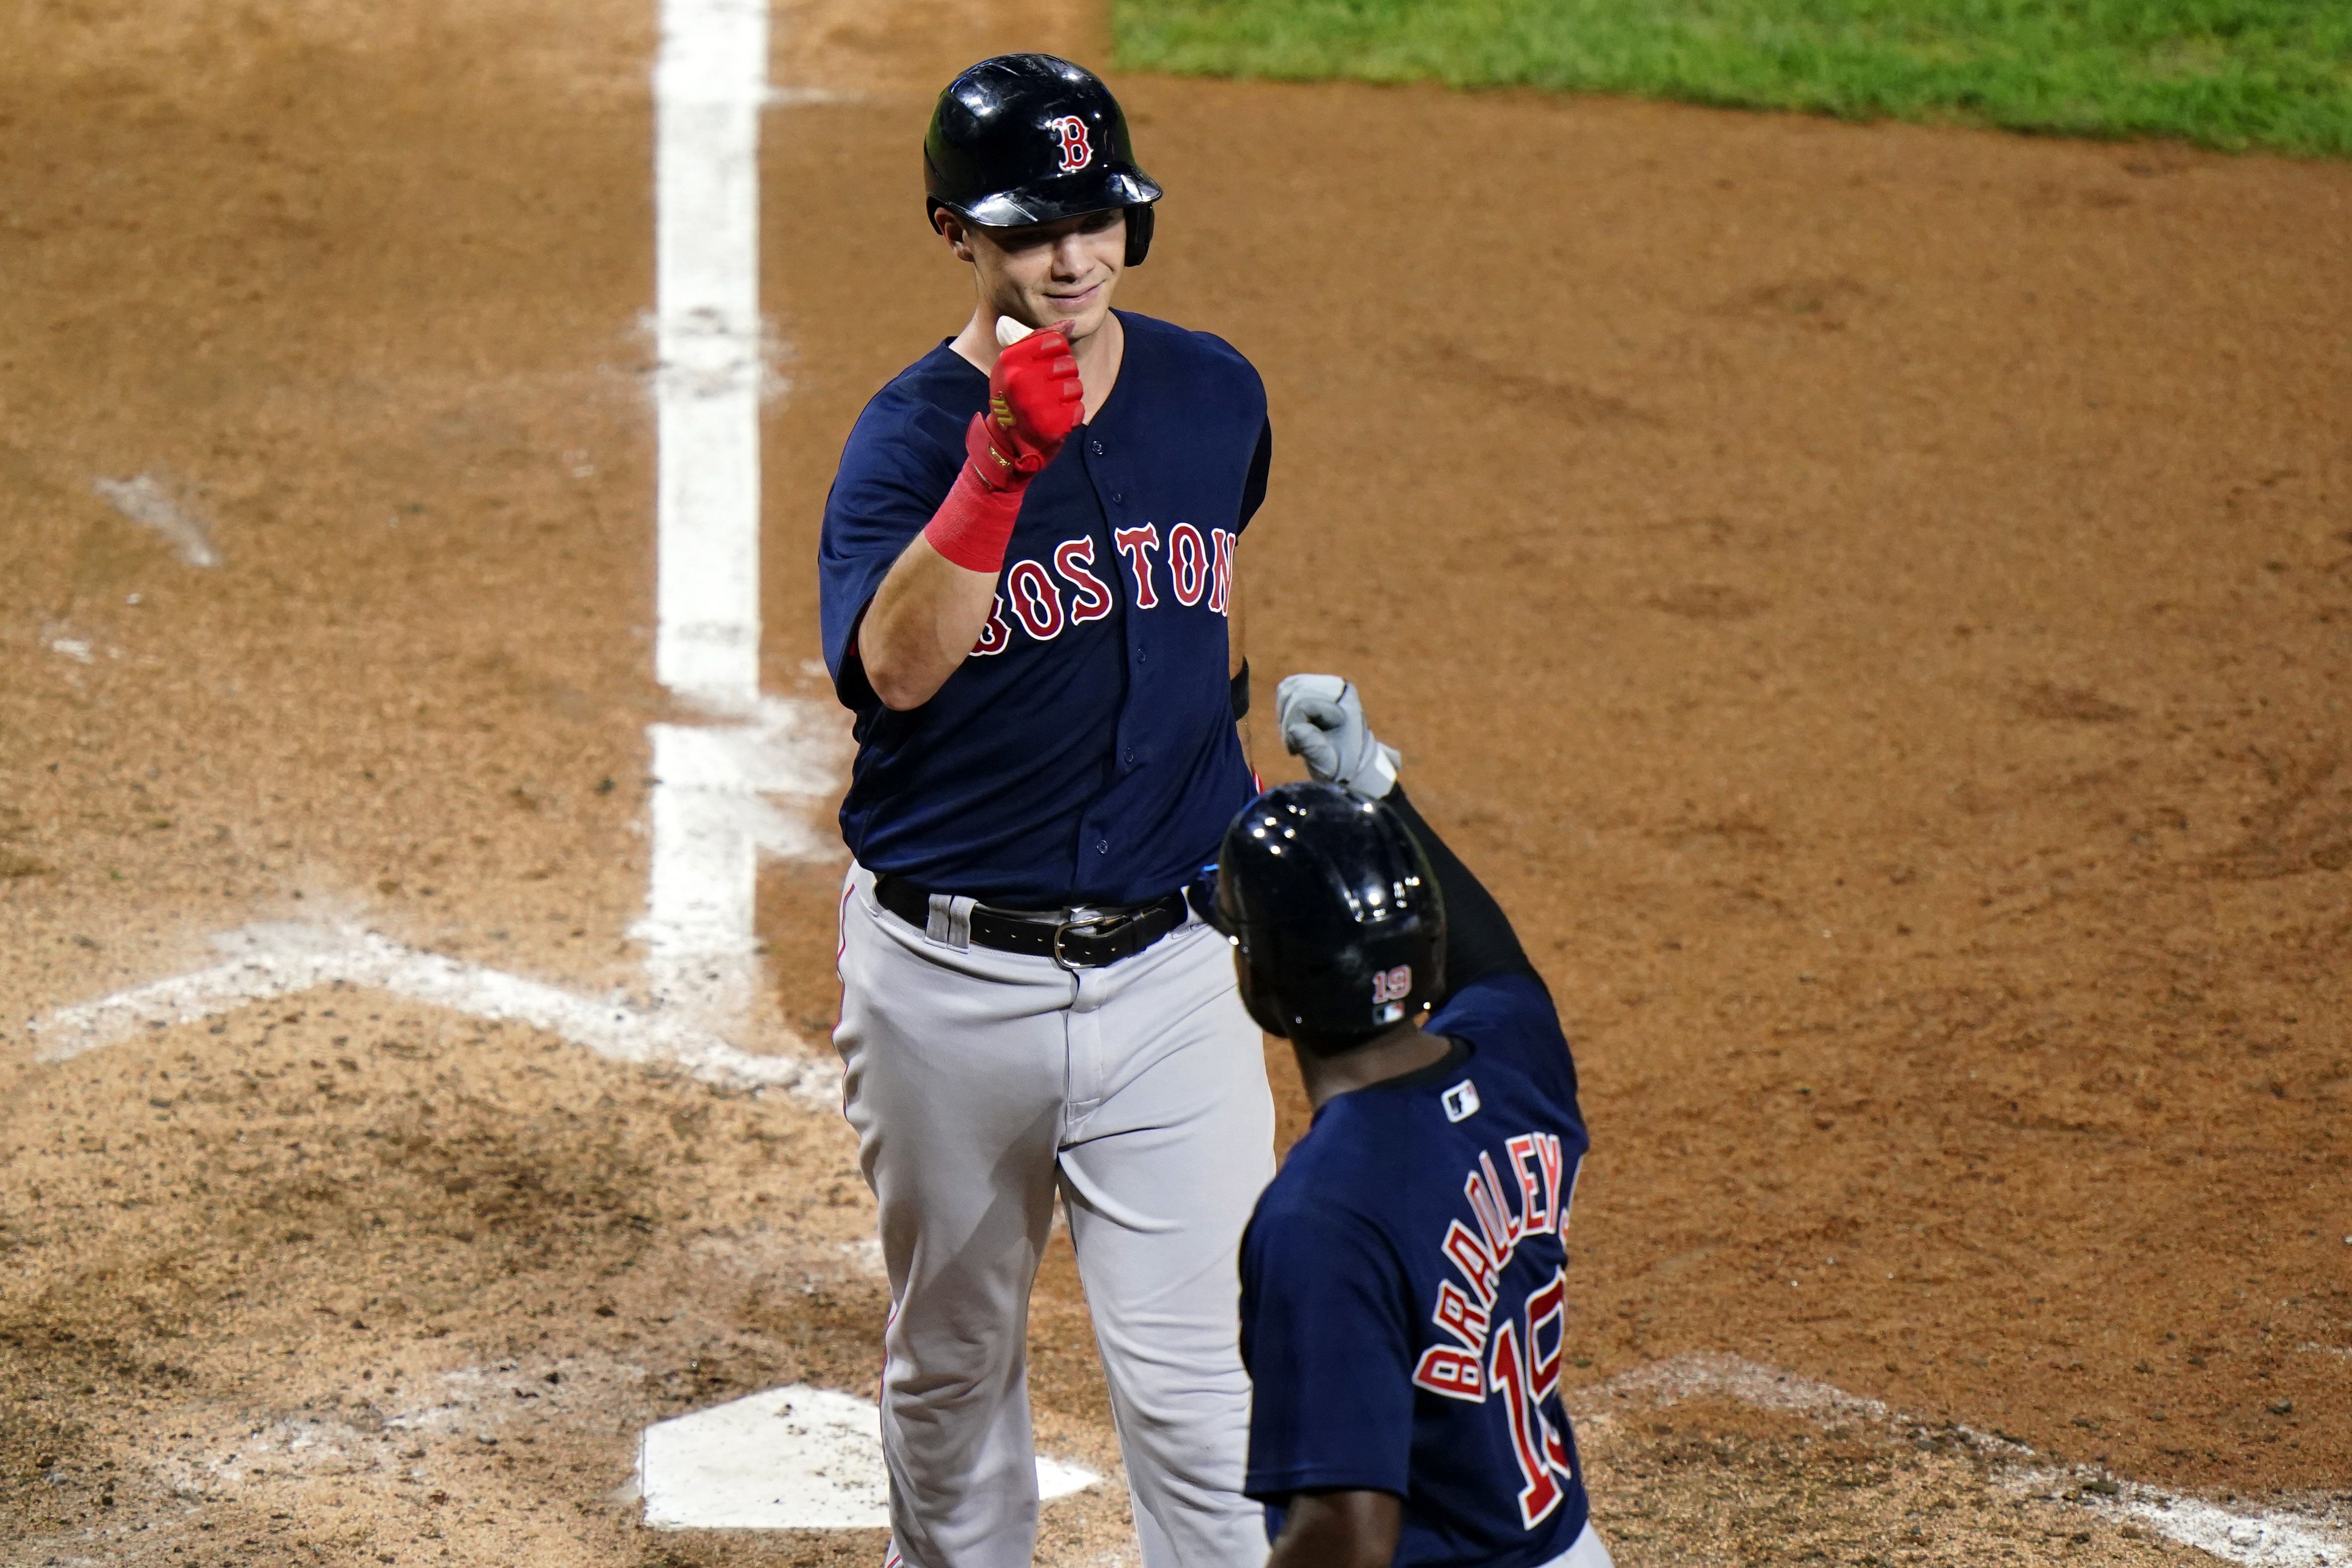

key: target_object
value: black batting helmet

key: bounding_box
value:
[924,54,1161,266]
[1214,783,1446,1050]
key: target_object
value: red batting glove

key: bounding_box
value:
[925,322,1085,573]
[967,323,1083,490]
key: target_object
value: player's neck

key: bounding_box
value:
[1294,1023,1453,1111]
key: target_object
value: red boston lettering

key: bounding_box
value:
[1168,522,1209,606]
[1006,559,1066,641]
[1053,536,1116,624]
[971,594,1013,657]
[1113,524,1162,610]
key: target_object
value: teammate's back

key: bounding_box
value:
[1244,970,1592,1566]
[1222,677,1613,1568]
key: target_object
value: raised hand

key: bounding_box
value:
[1276,674,1401,799]
[967,319,1083,489]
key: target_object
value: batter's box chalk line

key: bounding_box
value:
[24,919,842,1107]
[1571,1353,2350,1568]
[636,1383,1100,1530]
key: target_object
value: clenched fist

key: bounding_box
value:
[966,319,1083,490]
[1276,674,1400,799]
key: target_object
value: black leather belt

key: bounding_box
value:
[872,873,1192,969]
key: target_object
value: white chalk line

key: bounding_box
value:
[25,920,842,1108]
[654,0,766,709]
[637,0,837,1042]
[1572,1353,2350,1567]
[24,0,846,1096]
[634,694,849,969]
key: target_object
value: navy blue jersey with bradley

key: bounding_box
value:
[1238,797,1594,1568]
[819,310,1270,907]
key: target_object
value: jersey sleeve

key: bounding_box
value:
[1178,325,1271,537]
[1426,972,1581,1114]
[816,391,967,709]
[1237,419,1272,533]
[1238,1196,1417,1502]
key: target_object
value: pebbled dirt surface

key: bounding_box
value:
[0,1003,886,1566]
[5,0,2350,1563]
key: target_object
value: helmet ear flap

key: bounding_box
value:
[1123,203,1154,267]
[1235,941,1293,1040]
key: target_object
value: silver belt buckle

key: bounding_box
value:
[1051,906,1123,971]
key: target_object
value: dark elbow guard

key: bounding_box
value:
[1231,659,1251,721]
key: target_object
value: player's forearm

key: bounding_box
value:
[858,317,1083,711]
[857,534,999,711]
[1267,1490,1401,1568]
[1384,785,1543,997]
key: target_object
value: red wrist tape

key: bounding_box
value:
[923,461,1024,574]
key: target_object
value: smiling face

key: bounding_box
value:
[939,207,1127,345]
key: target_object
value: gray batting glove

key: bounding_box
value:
[1275,673,1400,799]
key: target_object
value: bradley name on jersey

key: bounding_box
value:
[1415,1110,1583,1530]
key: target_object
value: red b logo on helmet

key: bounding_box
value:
[1047,115,1093,175]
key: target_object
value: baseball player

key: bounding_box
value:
[1215,677,1612,1568]
[817,53,1274,1568]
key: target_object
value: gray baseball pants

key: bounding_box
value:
[835,862,1277,1568]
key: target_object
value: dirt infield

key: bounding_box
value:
[4,0,2349,1563]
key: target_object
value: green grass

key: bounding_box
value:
[1112,0,2352,157]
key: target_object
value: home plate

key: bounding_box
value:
[638,1383,1102,1529]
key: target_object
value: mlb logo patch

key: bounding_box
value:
[1441,1079,1480,1123]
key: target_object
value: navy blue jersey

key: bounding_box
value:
[818,311,1270,907]
[1239,973,1592,1568]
